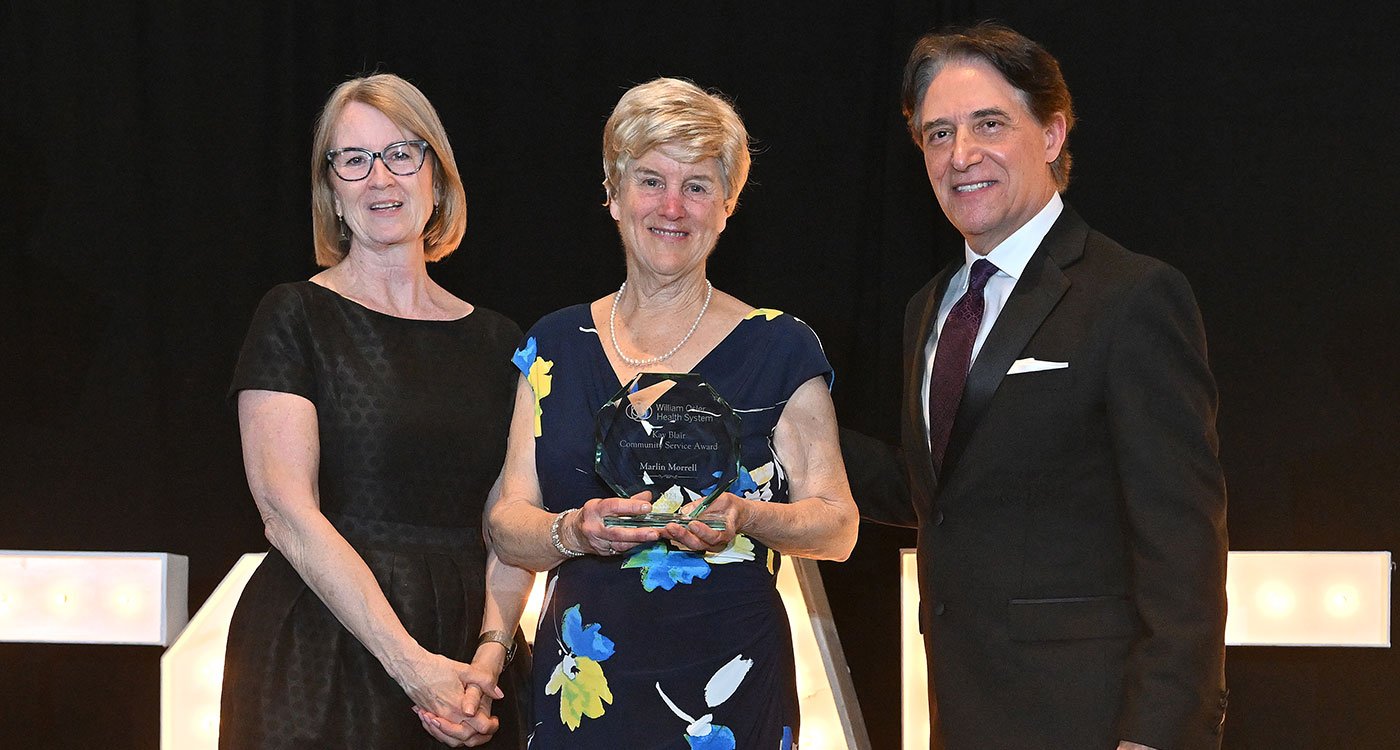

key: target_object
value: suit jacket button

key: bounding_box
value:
[934,510,945,526]
[934,602,946,616]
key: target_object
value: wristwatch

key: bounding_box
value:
[478,629,516,665]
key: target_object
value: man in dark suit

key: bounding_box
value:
[847,23,1229,749]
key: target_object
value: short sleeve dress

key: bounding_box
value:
[220,281,528,750]
[515,304,832,750]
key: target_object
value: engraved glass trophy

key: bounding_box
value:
[595,372,740,529]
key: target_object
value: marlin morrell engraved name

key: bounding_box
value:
[640,462,699,472]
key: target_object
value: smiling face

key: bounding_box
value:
[329,101,437,255]
[918,58,1066,254]
[609,147,729,281]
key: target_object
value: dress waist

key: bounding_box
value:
[326,512,482,558]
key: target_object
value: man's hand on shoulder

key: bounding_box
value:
[1118,742,1160,750]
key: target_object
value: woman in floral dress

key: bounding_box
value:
[483,78,858,749]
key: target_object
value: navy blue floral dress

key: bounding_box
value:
[514,304,831,749]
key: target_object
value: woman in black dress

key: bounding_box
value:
[222,73,531,749]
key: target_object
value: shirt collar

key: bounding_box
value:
[960,192,1063,284]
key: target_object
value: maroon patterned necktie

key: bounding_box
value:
[927,258,999,472]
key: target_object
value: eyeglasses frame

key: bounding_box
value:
[325,139,432,182]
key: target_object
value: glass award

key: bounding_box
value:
[595,372,740,529]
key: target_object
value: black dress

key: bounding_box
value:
[220,282,527,749]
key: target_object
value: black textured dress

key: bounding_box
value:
[220,282,528,749]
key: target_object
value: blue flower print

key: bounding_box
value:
[545,604,616,730]
[622,542,712,592]
[511,336,554,437]
[657,654,753,750]
[730,465,759,497]
[686,725,737,750]
[511,337,537,376]
[561,603,615,662]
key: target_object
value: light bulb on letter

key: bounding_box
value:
[1256,582,1296,618]
[1324,585,1359,618]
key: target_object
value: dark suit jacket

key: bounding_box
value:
[850,204,1228,750]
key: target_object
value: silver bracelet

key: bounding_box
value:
[550,508,585,558]
[478,629,516,665]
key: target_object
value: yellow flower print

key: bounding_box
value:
[512,337,554,437]
[526,358,553,437]
[545,604,615,730]
[704,533,756,565]
[547,653,612,730]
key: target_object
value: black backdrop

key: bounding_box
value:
[3,2,1397,748]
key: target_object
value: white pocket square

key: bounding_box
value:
[1007,358,1069,375]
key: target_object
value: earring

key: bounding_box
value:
[337,214,349,242]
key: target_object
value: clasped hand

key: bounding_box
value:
[413,691,499,748]
[397,652,502,747]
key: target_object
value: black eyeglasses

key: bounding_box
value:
[325,140,431,181]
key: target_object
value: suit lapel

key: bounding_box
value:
[905,261,958,491]
[939,206,1088,482]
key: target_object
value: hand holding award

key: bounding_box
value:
[595,372,740,530]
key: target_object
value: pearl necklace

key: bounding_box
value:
[608,279,713,367]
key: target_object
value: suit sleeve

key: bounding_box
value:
[1107,265,1229,749]
[839,427,916,528]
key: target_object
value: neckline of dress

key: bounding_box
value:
[586,302,755,389]
[304,280,476,323]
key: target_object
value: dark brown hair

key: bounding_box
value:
[901,21,1076,189]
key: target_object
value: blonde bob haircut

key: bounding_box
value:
[602,77,751,214]
[309,73,467,267]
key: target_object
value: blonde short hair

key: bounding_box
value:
[309,73,466,266]
[602,78,751,214]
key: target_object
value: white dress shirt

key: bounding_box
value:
[921,192,1064,444]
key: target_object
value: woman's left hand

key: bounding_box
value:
[412,645,506,747]
[414,696,498,747]
[661,491,746,552]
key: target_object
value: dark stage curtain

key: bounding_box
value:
[2,2,1397,747]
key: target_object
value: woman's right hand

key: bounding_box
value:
[663,490,745,553]
[562,491,663,556]
[414,698,498,747]
[390,649,503,725]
